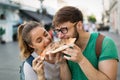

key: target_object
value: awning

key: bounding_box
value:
[20,10,53,24]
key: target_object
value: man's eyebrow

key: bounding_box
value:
[43,31,47,35]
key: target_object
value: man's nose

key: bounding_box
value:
[57,32,64,38]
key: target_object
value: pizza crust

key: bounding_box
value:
[50,43,74,54]
[43,38,76,54]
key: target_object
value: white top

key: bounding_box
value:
[23,52,60,80]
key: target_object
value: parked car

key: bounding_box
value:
[12,23,21,41]
[97,23,110,31]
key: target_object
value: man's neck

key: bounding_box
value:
[75,32,90,52]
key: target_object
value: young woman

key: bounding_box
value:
[17,21,71,80]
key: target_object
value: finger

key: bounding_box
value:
[74,44,81,50]
[44,54,49,61]
[62,51,73,56]
[64,55,77,62]
[32,56,41,67]
[38,64,44,74]
[34,63,44,75]
[49,53,56,60]
[69,45,74,49]
[55,53,61,63]
[59,53,65,62]
[65,47,74,52]
[56,52,61,59]
[38,63,44,70]
[63,55,71,60]
[36,61,43,68]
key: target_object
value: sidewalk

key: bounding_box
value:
[0,42,21,80]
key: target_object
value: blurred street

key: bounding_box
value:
[0,42,21,80]
[0,31,119,80]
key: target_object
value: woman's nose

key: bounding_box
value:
[44,37,51,45]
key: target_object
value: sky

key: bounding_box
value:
[43,0,104,23]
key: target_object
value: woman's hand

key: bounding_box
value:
[32,56,45,80]
[55,52,67,64]
[44,52,56,64]
[45,51,66,64]
[62,44,84,63]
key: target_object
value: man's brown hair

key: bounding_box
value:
[52,6,83,27]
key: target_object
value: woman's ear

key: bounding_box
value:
[29,44,34,49]
[76,21,83,30]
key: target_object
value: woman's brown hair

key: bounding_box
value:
[17,21,43,59]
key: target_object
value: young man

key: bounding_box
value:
[52,6,119,80]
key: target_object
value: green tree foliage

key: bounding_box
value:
[0,27,5,36]
[88,15,96,23]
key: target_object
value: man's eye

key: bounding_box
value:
[54,29,60,32]
[61,28,66,31]
[44,33,48,37]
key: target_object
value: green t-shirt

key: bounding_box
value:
[67,32,119,80]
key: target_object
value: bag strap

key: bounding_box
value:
[26,55,34,66]
[19,55,34,80]
[96,33,105,58]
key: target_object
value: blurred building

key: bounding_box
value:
[0,0,53,42]
[0,0,21,42]
[103,0,120,34]
[109,0,120,34]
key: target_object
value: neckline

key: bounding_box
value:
[31,52,39,58]
[82,33,91,53]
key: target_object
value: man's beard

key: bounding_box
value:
[73,26,79,42]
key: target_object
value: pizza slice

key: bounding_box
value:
[40,38,76,59]
[42,38,76,55]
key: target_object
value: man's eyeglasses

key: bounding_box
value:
[54,22,77,34]
[54,27,68,34]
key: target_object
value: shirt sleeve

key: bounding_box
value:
[24,62,38,80]
[99,36,119,62]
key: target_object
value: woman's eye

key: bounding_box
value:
[37,38,42,43]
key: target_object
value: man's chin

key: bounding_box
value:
[62,36,74,39]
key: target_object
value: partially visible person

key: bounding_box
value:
[17,21,71,80]
[83,23,89,32]
[44,23,53,38]
[52,6,119,80]
[44,23,60,42]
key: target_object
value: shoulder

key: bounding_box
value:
[103,36,116,48]
[23,54,35,72]
[99,36,119,61]
[23,62,37,80]
[23,61,34,74]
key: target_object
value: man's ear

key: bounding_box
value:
[76,21,83,30]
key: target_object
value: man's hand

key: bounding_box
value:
[62,44,84,63]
